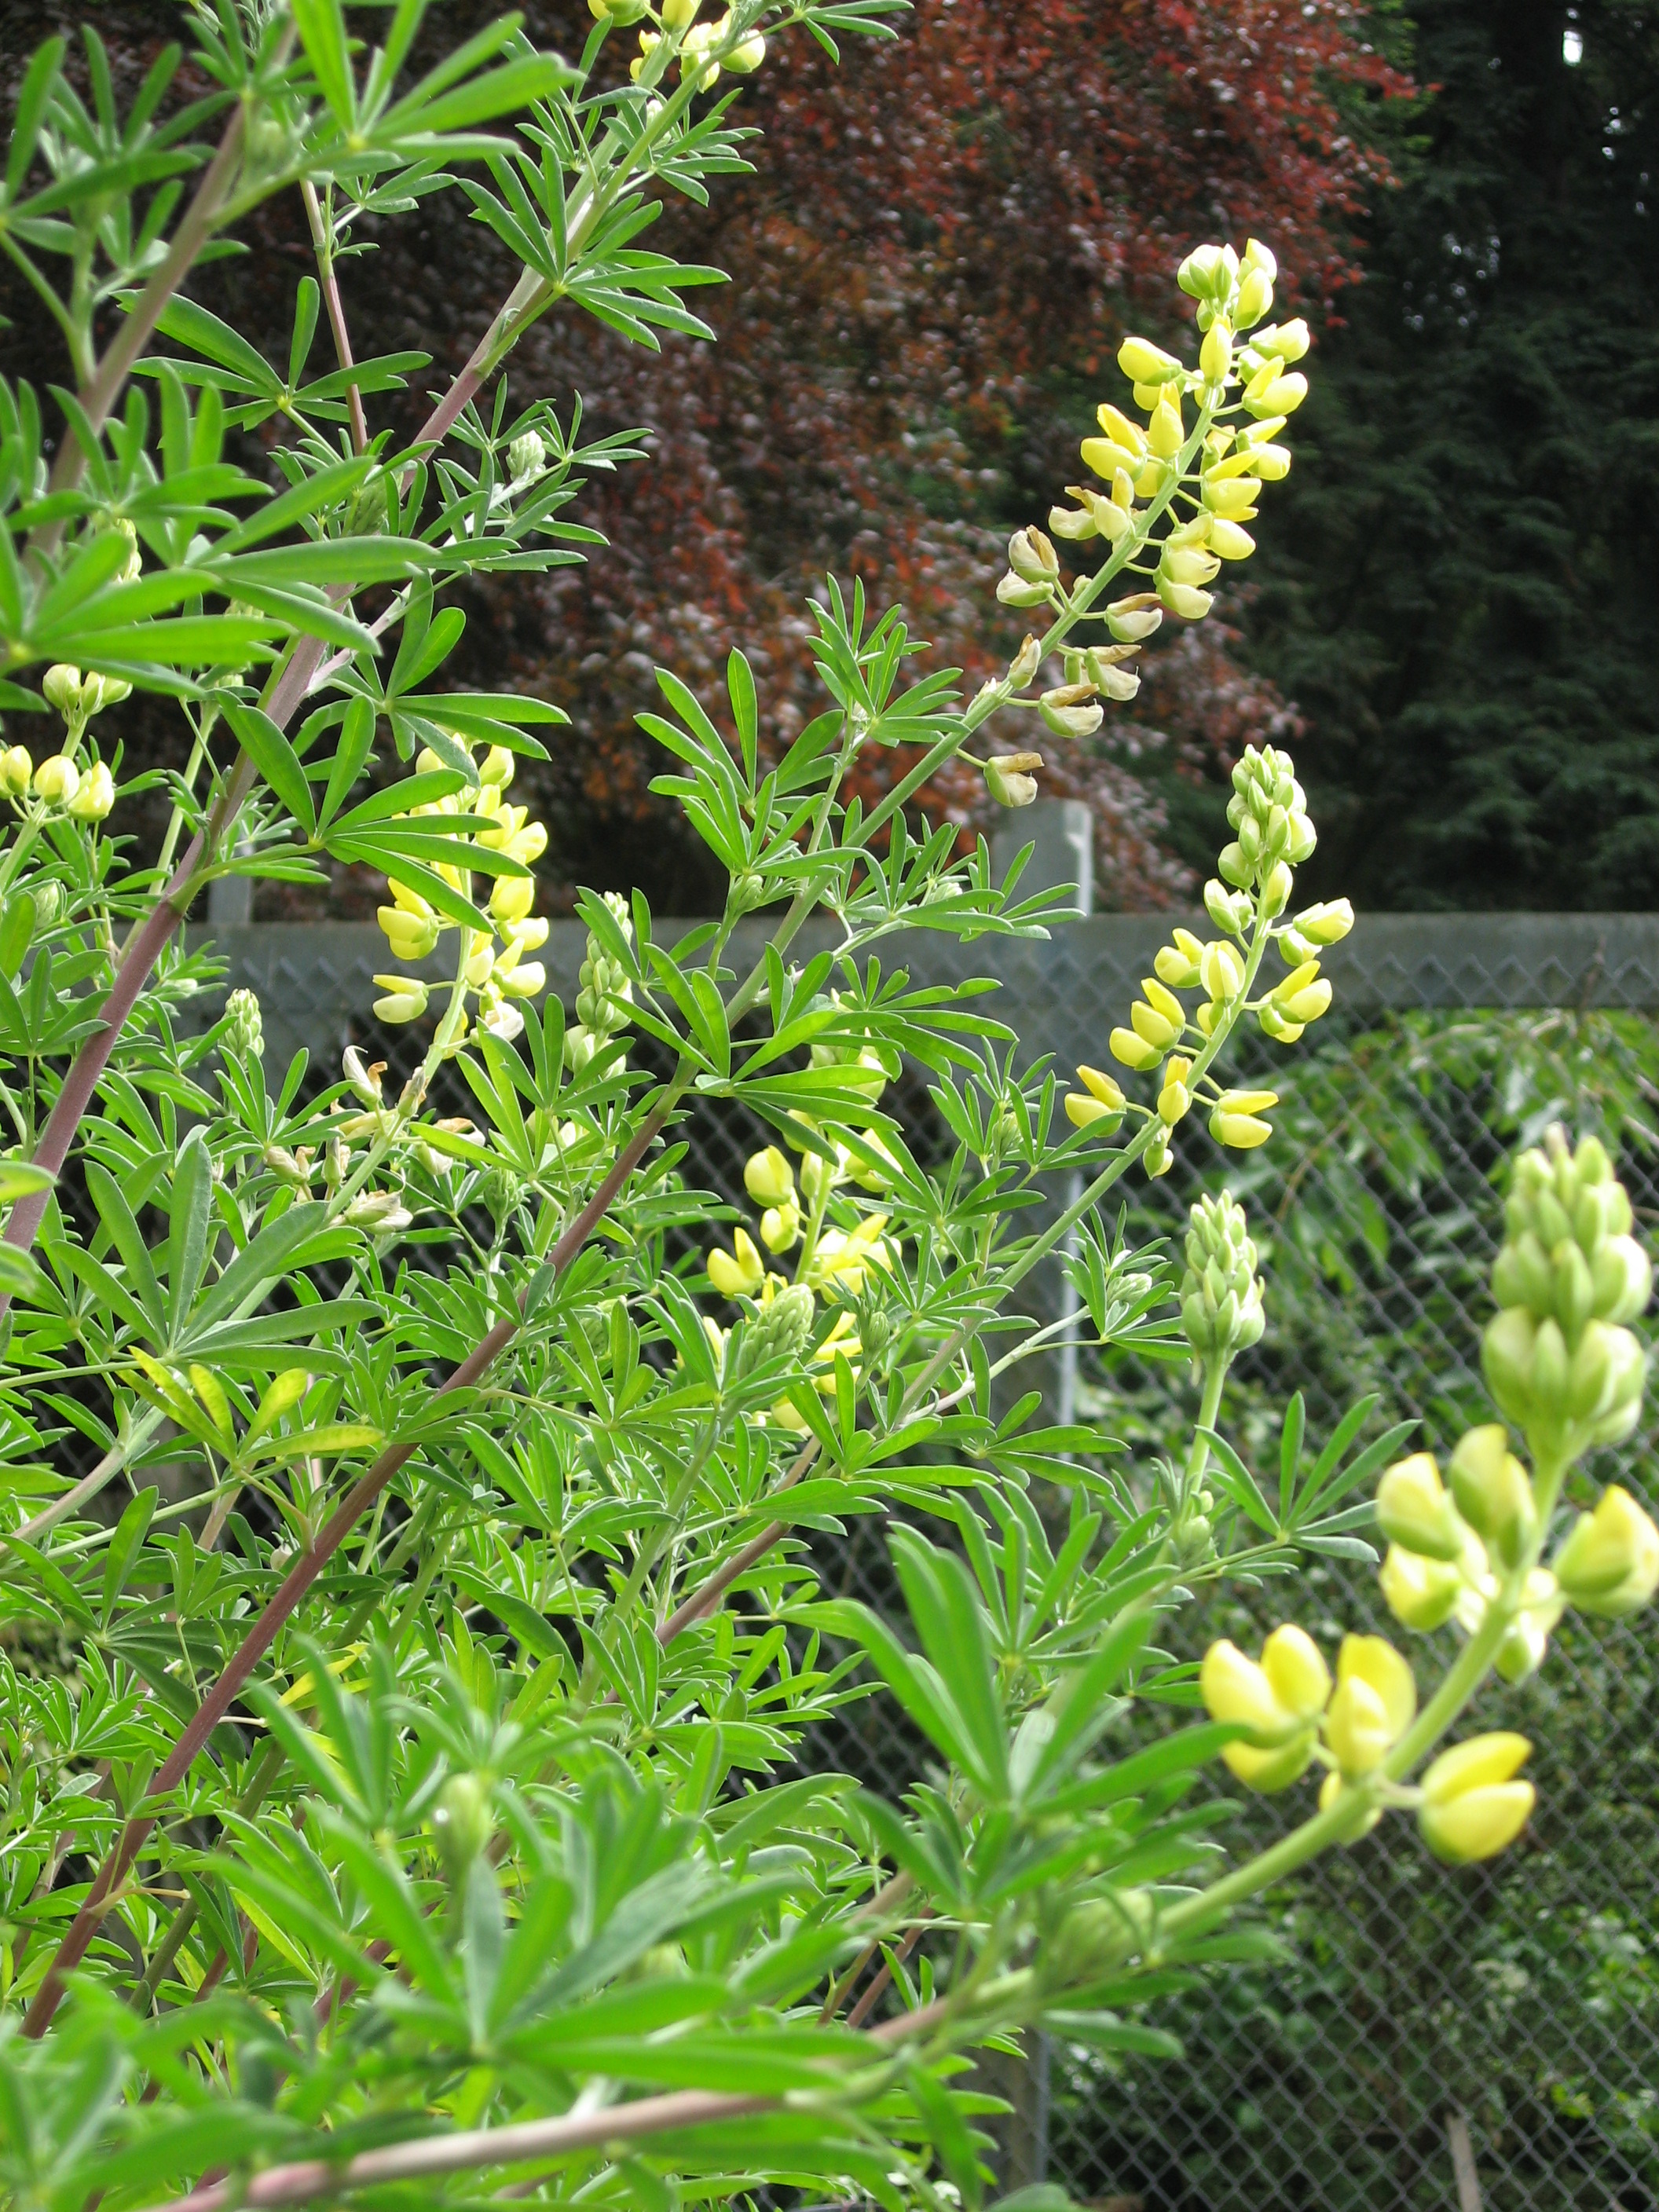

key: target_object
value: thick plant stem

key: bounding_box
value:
[127,1993,954,2212]
[0,882,197,1270]
[21,1099,673,2038]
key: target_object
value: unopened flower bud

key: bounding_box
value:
[1209,1089,1277,1150]
[1232,266,1275,329]
[760,1198,800,1253]
[744,1146,793,1207]
[1009,527,1059,582]
[372,975,429,1024]
[1418,1734,1534,1864]
[378,905,440,961]
[708,1228,765,1298]
[1109,1025,1163,1071]
[725,20,766,69]
[1262,1624,1332,1720]
[1553,1484,1659,1617]
[1380,1544,1463,1632]
[1008,634,1042,688]
[1447,1425,1536,1569]
[33,756,79,807]
[1,745,32,796]
[1200,939,1245,1002]
[1204,877,1251,937]
[997,571,1051,608]
[1295,898,1353,946]
[1199,319,1233,383]
[1154,929,1206,989]
[66,761,114,821]
[1106,599,1163,645]
[1255,317,1310,362]
[1086,655,1141,702]
[430,1772,493,1887]
[1200,1633,1318,1792]
[1375,1452,1464,1562]
[1157,1053,1192,1126]
[1039,694,1104,739]
[1177,244,1230,301]
[42,665,82,717]
[1119,335,1181,386]
[224,987,263,1062]
[507,430,547,481]
[1158,579,1213,621]
[1325,1635,1415,1775]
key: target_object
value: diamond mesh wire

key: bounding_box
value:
[184,915,1659,2209]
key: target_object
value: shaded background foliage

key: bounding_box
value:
[1244,0,1659,914]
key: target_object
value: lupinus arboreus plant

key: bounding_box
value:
[0,8,1654,2209]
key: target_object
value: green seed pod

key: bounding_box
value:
[430,1772,493,1888]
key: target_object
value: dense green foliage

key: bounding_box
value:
[0,6,1654,2210]
[1241,0,1659,910]
[1069,1005,1659,2210]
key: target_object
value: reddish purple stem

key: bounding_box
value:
[22,1105,668,2038]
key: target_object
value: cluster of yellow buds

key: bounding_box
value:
[4,662,130,824]
[2,743,115,822]
[983,241,1309,815]
[42,663,132,729]
[1180,1192,1265,1364]
[1050,743,1350,1177]
[703,1091,901,1426]
[1482,1128,1650,1462]
[1201,1625,1533,1865]
[1372,1137,1654,1674]
[619,0,765,87]
[1201,1627,1412,1794]
[1378,1428,1658,1669]
[1052,240,1302,599]
[566,892,635,1072]
[1066,814,1353,1185]
[1216,744,1316,928]
[1375,1437,1564,1681]
[373,744,549,1042]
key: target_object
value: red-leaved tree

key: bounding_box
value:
[2,0,1405,910]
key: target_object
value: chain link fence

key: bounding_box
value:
[191,902,1659,2212]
